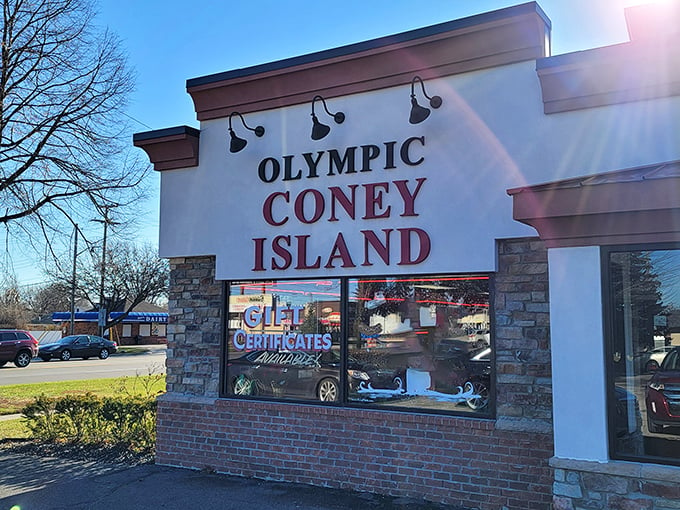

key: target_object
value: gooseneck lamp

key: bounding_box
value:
[228,112,265,153]
[409,76,442,124]
[310,95,345,140]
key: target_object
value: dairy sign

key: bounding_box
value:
[231,304,332,352]
[250,136,431,273]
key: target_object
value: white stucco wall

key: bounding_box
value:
[549,246,608,461]
[158,58,680,281]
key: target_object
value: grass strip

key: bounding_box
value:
[0,376,166,415]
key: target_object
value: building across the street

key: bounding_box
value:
[134,3,680,508]
[52,301,168,344]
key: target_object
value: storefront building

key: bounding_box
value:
[52,311,168,344]
[134,3,680,508]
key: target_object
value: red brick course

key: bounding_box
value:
[156,396,553,509]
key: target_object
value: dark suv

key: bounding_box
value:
[0,330,39,368]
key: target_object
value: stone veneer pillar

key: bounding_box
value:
[165,256,223,397]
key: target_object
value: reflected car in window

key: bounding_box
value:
[38,335,118,362]
[645,347,680,433]
[228,350,408,402]
[639,346,674,373]
[229,350,349,402]
[463,347,491,410]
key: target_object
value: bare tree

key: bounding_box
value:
[0,0,148,258]
[0,282,29,327]
[49,240,168,331]
[26,281,72,321]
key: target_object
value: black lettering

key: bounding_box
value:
[328,147,357,176]
[283,155,302,181]
[400,136,425,166]
[258,157,280,183]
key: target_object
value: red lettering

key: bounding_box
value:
[363,182,390,219]
[295,235,321,269]
[394,178,426,217]
[324,233,355,268]
[252,238,266,271]
[272,235,292,269]
[294,189,324,224]
[263,191,289,226]
[398,228,431,265]
[361,229,392,266]
[328,185,357,221]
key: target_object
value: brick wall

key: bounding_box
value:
[158,238,555,509]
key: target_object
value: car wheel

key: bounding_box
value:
[464,380,489,410]
[646,360,659,372]
[392,375,406,391]
[317,378,339,402]
[98,348,109,360]
[60,350,72,361]
[647,414,664,434]
[14,351,32,368]
[233,375,257,396]
[0,361,7,367]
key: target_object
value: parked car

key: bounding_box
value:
[0,330,39,368]
[229,349,398,402]
[640,346,674,373]
[468,330,490,348]
[39,335,118,362]
[645,347,680,433]
[463,347,491,410]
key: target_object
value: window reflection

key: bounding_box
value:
[226,280,342,402]
[609,249,680,462]
[348,275,492,413]
[225,274,493,414]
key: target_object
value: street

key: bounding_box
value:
[0,348,166,385]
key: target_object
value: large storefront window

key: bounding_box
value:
[225,275,493,415]
[607,246,680,464]
[347,275,491,413]
[226,279,342,401]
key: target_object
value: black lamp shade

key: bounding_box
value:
[311,115,331,140]
[229,129,248,153]
[409,97,431,124]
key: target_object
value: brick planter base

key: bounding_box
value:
[157,394,553,509]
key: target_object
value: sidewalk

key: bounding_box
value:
[0,450,473,510]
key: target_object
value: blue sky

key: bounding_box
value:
[9,0,645,286]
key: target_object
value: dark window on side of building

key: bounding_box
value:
[605,245,680,465]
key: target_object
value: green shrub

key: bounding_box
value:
[22,393,157,453]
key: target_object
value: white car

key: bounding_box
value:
[643,346,674,372]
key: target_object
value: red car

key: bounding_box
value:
[645,347,680,433]
[0,329,39,368]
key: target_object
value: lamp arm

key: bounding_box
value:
[411,75,436,101]
[229,111,259,133]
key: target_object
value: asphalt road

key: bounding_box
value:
[0,347,166,385]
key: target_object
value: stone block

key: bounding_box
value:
[553,481,583,498]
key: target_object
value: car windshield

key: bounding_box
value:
[660,349,680,371]
[59,337,77,344]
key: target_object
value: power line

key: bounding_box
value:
[122,112,153,130]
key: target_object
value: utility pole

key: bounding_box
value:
[69,225,78,335]
[91,207,119,337]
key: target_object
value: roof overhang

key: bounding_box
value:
[508,161,680,248]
